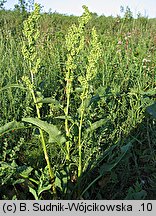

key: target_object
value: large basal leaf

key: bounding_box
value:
[146,102,156,118]
[0,121,24,135]
[22,118,66,149]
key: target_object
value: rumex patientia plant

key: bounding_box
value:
[64,5,92,162]
[21,3,56,195]
[65,5,101,177]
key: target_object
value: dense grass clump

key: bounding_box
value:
[0,4,156,200]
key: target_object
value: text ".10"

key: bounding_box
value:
[141,203,152,211]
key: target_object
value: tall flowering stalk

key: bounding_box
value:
[78,27,101,177]
[22,3,56,194]
[65,6,101,176]
[65,6,91,161]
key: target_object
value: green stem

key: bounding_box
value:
[65,93,70,160]
[31,89,56,195]
[65,73,72,161]
[78,100,84,177]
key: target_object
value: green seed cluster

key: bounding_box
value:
[22,3,41,76]
[65,5,101,100]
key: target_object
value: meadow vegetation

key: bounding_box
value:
[0,3,156,200]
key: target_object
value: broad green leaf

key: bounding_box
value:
[19,166,33,178]
[0,84,27,92]
[146,102,156,118]
[83,145,117,172]
[100,142,132,175]
[0,121,24,135]
[77,97,91,116]
[89,94,100,105]
[13,179,25,185]
[75,87,83,93]
[55,169,68,193]
[29,186,38,200]
[22,118,66,151]
[86,119,107,134]
[125,188,147,200]
[36,98,62,108]
[95,86,112,97]
[55,115,75,124]
[38,184,52,196]
[55,171,62,191]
